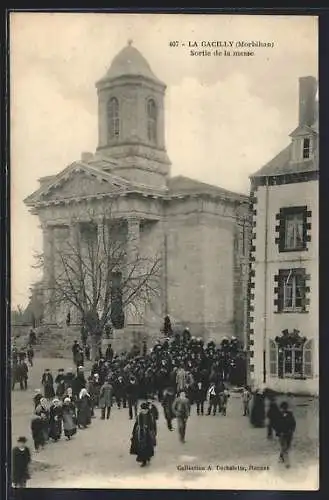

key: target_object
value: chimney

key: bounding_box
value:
[81,151,93,162]
[299,76,317,127]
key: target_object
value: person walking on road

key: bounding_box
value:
[173,391,190,443]
[276,401,296,468]
[242,386,252,416]
[162,386,176,430]
[130,402,156,467]
[99,377,114,420]
[12,437,31,488]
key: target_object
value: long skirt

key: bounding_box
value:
[130,431,155,463]
[44,384,55,399]
[77,400,91,428]
[63,411,77,438]
[49,418,62,441]
[250,396,265,428]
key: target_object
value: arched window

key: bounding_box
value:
[270,331,313,379]
[147,98,157,143]
[107,97,120,140]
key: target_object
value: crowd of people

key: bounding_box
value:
[11,323,297,488]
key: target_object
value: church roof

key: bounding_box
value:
[250,143,318,179]
[97,41,164,85]
[24,160,168,209]
[168,175,248,203]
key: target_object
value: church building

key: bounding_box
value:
[25,41,250,350]
[248,76,318,395]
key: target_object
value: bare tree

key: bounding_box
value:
[36,209,162,359]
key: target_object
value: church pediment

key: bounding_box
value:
[25,163,132,206]
[289,124,317,138]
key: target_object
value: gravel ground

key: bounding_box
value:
[11,357,319,490]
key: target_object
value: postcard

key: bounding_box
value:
[10,12,319,491]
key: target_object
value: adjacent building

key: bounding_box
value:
[249,76,319,395]
[24,41,250,350]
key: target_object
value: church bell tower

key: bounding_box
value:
[95,40,171,188]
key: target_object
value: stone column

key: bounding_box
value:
[69,222,80,249]
[42,224,56,324]
[97,219,109,255]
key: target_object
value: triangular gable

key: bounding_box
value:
[24,162,132,206]
[289,124,317,138]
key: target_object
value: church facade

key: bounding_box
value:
[248,76,319,395]
[25,41,250,350]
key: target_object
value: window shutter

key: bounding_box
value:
[278,210,285,252]
[302,207,308,250]
[303,339,313,378]
[277,270,285,312]
[269,340,278,376]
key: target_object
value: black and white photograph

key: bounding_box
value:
[9,12,318,490]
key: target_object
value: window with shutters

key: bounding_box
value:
[276,206,308,253]
[278,268,306,312]
[107,97,120,140]
[271,331,313,379]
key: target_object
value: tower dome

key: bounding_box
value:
[97,40,164,85]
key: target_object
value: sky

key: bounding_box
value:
[10,13,318,308]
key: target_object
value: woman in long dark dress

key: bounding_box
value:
[130,403,156,467]
[49,398,63,441]
[37,398,50,442]
[77,388,92,429]
[62,397,77,439]
[250,390,265,428]
[31,412,46,451]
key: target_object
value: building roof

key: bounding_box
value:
[250,143,319,179]
[97,41,164,85]
[168,175,248,203]
[24,161,169,208]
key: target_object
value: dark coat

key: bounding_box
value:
[250,393,265,428]
[73,374,86,397]
[49,404,63,441]
[275,410,296,436]
[41,373,55,399]
[267,402,281,426]
[62,402,77,437]
[130,411,156,462]
[77,395,92,427]
[31,415,45,448]
[193,381,207,402]
[12,446,31,485]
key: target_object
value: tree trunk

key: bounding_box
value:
[90,332,102,361]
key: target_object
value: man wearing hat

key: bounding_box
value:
[12,436,31,488]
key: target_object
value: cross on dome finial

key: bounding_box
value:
[128,39,133,46]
